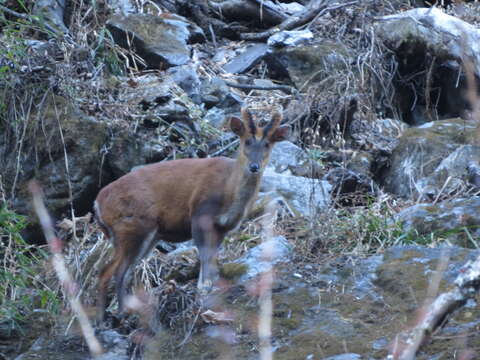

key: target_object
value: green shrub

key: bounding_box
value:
[0,206,59,334]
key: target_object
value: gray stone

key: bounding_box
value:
[167,65,201,97]
[267,29,313,48]
[222,43,268,74]
[107,13,204,68]
[236,235,292,281]
[260,169,331,217]
[107,0,135,15]
[376,8,480,78]
[395,196,480,246]
[267,141,310,174]
[200,77,242,111]
[3,95,107,223]
[375,8,480,122]
[416,145,480,198]
[265,40,353,88]
[203,107,227,129]
[381,118,478,198]
[351,117,407,153]
[321,354,362,360]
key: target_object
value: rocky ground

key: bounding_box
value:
[1,0,480,359]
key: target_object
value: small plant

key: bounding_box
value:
[0,206,60,334]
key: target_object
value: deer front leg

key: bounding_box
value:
[192,214,222,292]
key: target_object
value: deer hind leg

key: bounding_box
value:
[97,226,158,322]
[192,214,223,292]
[114,228,158,314]
[97,252,123,323]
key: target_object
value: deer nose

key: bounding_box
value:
[249,163,260,173]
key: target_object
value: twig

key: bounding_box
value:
[210,139,239,157]
[258,202,277,360]
[387,255,480,360]
[29,181,103,357]
[240,1,357,41]
[224,81,295,95]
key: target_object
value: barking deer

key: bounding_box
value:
[94,108,289,321]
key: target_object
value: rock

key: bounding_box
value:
[395,196,480,247]
[375,8,480,122]
[267,30,313,48]
[96,329,130,360]
[322,354,362,360]
[277,2,305,14]
[381,118,478,198]
[164,246,200,283]
[106,74,195,176]
[222,43,268,74]
[199,77,242,111]
[166,65,201,98]
[324,167,376,206]
[351,117,407,153]
[468,162,480,188]
[203,107,227,129]
[235,235,292,282]
[376,8,480,79]
[1,95,107,224]
[119,74,192,124]
[265,40,352,88]
[107,0,135,15]
[33,0,68,34]
[416,145,480,198]
[267,141,315,176]
[107,13,204,69]
[260,169,331,217]
[209,0,287,27]
[347,151,374,178]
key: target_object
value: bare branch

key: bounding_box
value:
[240,1,358,41]
[29,181,103,358]
[387,255,480,360]
[224,81,295,94]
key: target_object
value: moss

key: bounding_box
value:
[275,317,301,330]
[219,262,249,280]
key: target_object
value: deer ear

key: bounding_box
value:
[230,116,245,137]
[271,125,290,142]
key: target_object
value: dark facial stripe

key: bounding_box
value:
[248,115,256,136]
[241,108,257,137]
[262,122,273,139]
[262,111,282,139]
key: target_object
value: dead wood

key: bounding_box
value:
[240,0,358,41]
[387,255,480,360]
[224,81,295,95]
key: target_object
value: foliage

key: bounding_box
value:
[0,206,59,334]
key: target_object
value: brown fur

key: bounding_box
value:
[95,108,289,322]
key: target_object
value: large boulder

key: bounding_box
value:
[395,196,480,247]
[108,74,196,176]
[265,40,353,88]
[381,118,478,198]
[376,8,480,78]
[107,13,204,69]
[260,168,331,218]
[1,95,107,223]
[375,8,480,123]
[267,140,322,177]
